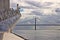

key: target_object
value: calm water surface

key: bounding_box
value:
[13,26,60,40]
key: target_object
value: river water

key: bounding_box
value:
[13,26,60,40]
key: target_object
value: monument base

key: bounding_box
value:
[0,33,4,40]
[0,32,24,40]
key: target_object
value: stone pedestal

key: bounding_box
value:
[0,32,24,40]
[0,33,4,40]
[0,0,10,9]
[3,33,24,40]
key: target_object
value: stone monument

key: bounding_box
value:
[0,0,21,40]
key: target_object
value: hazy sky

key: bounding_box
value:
[10,0,60,8]
[10,0,60,16]
[10,0,60,3]
[10,0,60,24]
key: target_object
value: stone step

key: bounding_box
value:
[2,33,24,40]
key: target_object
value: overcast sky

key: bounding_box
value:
[10,0,60,24]
[10,0,60,16]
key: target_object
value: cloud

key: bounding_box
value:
[10,0,60,24]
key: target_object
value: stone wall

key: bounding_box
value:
[0,0,10,10]
[0,33,4,40]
